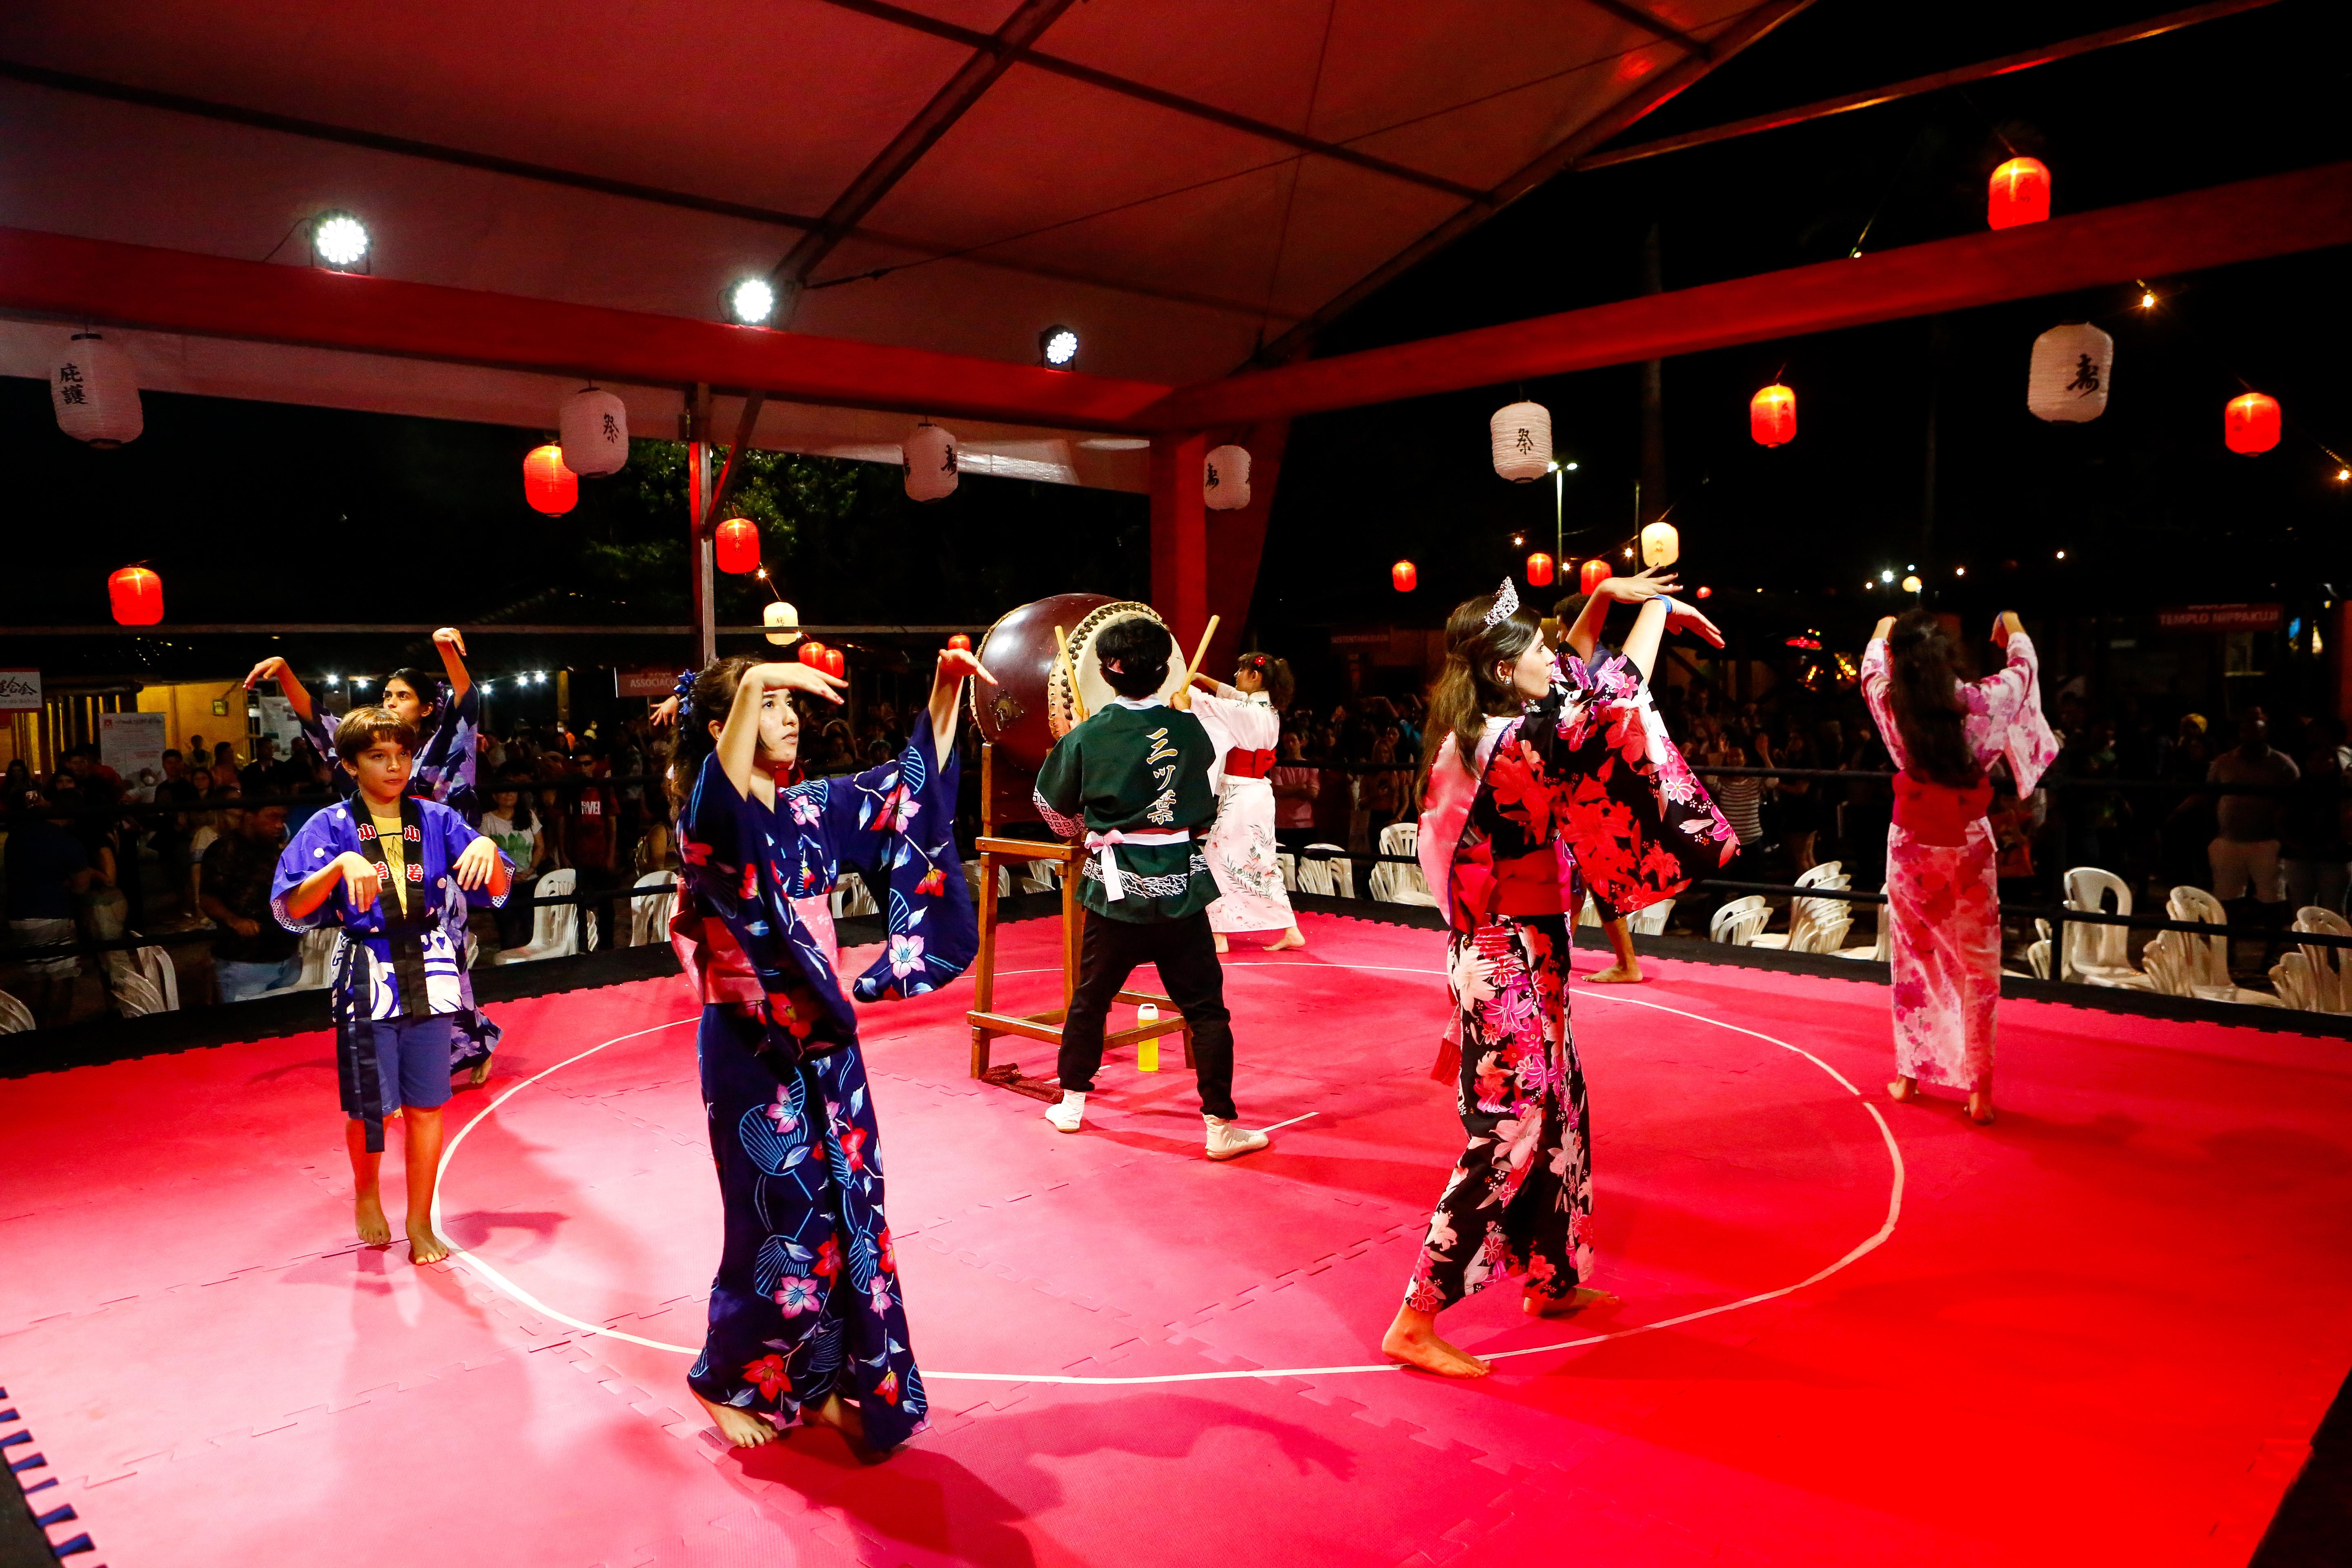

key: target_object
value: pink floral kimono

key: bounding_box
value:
[1860,630,2056,1091]
[1405,651,1733,1313]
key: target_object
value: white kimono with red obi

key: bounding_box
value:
[1189,684,1295,933]
[1861,631,2056,1091]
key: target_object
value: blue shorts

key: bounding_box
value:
[346,1015,459,1118]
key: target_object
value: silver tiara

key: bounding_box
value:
[1481,577,1521,629]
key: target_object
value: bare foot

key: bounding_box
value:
[408,1223,450,1265]
[354,1192,392,1247]
[468,1057,492,1088]
[807,1391,866,1447]
[1966,1090,1996,1126]
[1523,1285,1615,1318]
[694,1389,778,1449]
[1265,928,1307,951]
[1213,933,1229,954]
[1584,962,1644,984]
[1887,1076,1920,1103]
[1381,1312,1490,1378]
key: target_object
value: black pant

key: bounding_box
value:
[1057,910,1237,1120]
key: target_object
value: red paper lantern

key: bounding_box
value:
[107,565,163,626]
[1696,586,1712,600]
[715,517,760,574]
[1579,558,1610,595]
[1392,560,1417,592]
[823,646,845,679]
[947,634,971,652]
[2224,392,2281,455]
[1750,383,1797,448]
[522,443,577,515]
[798,640,826,668]
[1526,552,1555,587]
[1987,157,2051,230]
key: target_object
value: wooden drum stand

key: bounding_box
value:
[964,743,1192,1100]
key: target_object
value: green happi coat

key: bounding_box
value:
[1033,697,1218,922]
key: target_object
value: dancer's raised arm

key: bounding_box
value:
[926,646,995,768]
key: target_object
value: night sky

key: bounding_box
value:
[4,0,2348,699]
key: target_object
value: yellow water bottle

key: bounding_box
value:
[1136,1003,1160,1072]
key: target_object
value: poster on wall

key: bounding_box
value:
[255,694,305,757]
[0,670,40,711]
[98,711,168,788]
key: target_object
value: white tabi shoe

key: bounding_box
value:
[1046,1091,1086,1133]
[1204,1115,1270,1161]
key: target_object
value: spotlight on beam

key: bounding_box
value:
[312,211,370,272]
[1039,325,1079,368]
[728,277,777,326]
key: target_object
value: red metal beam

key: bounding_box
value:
[1145,160,2352,428]
[0,225,1173,430]
[1577,0,2286,174]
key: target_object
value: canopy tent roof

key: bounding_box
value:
[0,0,1808,489]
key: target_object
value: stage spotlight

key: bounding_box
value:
[1039,325,1079,368]
[1880,568,1895,583]
[2140,290,2158,309]
[312,211,370,272]
[729,277,777,325]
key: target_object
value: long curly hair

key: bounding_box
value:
[1423,590,1541,786]
[1885,609,1980,788]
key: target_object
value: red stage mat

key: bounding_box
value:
[2,912,2346,1566]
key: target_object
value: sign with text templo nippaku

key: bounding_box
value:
[2156,604,2284,633]
[0,670,40,711]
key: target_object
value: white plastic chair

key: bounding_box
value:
[1277,851,1298,892]
[111,970,166,1018]
[833,872,879,917]
[2292,906,2352,1013]
[2062,867,2152,989]
[1369,821,1436,905]
[1754,863,1851,953]
[1710,895,1770,946]
[1626,898,1674,936]
[2269,951,2327,1011]
[496,866,579,963]
[628,871,677,947]
[2154,886,2280,1006]
[1295,844,1356,900]
[0,989,33,1033]
[1837,900,1892,962]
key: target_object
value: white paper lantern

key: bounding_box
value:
[1489,401,1551,482]
[52,332,142,447]
[1204,444,1251,510]
[2027,323,2114,423]
[762,600,801,647]
[1640,520,1679,568]
[558,385,629,476]
[903,422,959,501]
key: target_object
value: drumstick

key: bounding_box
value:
[1051,625,1088,724]
[1182,615,1220,690]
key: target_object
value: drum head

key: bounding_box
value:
[1064,601,1182,722]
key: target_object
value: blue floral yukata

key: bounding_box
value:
[670,735,975,1451]
[302,684,490,1074]
[269,795,512,1152]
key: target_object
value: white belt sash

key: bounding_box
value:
[1081,828,1191,901]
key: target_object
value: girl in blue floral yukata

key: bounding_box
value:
[663,645,990,1454]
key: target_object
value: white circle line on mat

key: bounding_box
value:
[434,960,1904,1383]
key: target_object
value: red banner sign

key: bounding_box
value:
[2156,604,2284,633]
[615,666,678,699]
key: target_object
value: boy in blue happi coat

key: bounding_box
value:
[272,707,513,1264]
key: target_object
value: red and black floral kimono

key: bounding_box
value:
[1407,650,1734,1312]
